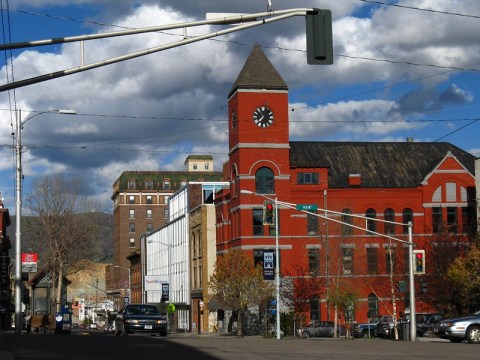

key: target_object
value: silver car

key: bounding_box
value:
[434,310,480,344]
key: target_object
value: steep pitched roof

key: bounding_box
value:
[228,45,288,98]
[289,141,476,188]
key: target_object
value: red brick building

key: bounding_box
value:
[216,45,477,325]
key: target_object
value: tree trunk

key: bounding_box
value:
[237,310,244,337]
[56,266,63,313]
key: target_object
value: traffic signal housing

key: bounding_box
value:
[263,200,276,226]
[306,9,333,65]
[413,249,425,275]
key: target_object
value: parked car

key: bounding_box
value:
[374,315,396,338]
[114,304,168,336]
[434,310,480,344]
[407,313,444,337]
[353,315,383,338]
[300,321,346,338]
[89,323,98,330]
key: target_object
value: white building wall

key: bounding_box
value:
[145,186,190,331]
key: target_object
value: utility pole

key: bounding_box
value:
[324,190,330,321]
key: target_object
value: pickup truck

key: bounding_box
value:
[353,315,383,338]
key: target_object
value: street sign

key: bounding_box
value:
[296,204,318,211]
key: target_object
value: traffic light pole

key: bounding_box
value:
[0,8,332,92]
[408,223,416,341]
[274,196,280,340]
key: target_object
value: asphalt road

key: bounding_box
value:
[1,329,479,360]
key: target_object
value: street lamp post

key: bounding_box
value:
[114,266,131,303]
[14,108,76,333]
[240,190,281,340]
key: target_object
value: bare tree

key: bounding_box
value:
[24,175,103,312]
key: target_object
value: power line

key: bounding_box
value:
[433,117,480,142]
[0,108,477,124]
[4,6,480,75]
[359,0,480,19]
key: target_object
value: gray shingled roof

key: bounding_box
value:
[228,45,288,98]
[290,141,477,188]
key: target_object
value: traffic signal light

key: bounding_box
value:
[413,250,425,275]
[306,9,333,65]
[263,200,275,226]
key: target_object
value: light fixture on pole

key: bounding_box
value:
[240,189,281,340]
[14,108,77,333]
[114,265,131,303]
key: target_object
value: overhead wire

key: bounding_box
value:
[359,0,480,19]
[1,4,479,144]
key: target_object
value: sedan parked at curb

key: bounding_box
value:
[114,304,168,336]
[299,320,346,338]
[434,310,480,344]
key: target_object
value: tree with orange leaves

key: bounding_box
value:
[209,249,274,336]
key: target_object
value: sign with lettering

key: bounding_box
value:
[263,250,275,280]
[21,253,38,273]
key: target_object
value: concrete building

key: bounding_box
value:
[142,181,228,332]
[107,156,223,309]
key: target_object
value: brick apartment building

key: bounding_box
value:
[215,45,478,325]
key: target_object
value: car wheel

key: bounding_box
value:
[466,325,480,344]
[449,338,463,343]
[302,331,310,339]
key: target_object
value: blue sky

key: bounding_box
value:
[0,0,479,212]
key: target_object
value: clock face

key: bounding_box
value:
[253,106,274,128]
[231,110,237,129]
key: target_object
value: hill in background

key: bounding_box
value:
[7,212,113,263]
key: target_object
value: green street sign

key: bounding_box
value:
[296,204,318,211]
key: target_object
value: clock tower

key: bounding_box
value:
[227,45,291,200]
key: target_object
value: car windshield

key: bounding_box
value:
[126,305,159,315]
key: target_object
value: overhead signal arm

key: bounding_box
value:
[0,8,332,92]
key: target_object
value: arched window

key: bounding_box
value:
[366,208,376,233]
[342,208,353,236]
[255,167,274,194]
[384,208,395,234]
[402,208,413,234]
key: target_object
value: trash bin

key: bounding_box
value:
[399,321,410,341]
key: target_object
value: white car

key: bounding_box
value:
[89,323,98,330]
[435,311,480,344]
